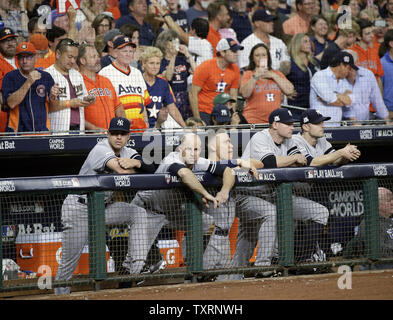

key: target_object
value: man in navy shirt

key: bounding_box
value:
[229,0,252,43]
[2,42,58,133]
[115,0,157,46]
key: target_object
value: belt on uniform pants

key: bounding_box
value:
[214,227,229,237]
[70,124,80,131]
[78,197,87,205]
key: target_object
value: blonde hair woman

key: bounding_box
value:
[141,46,186,128]
[286,33,319,117]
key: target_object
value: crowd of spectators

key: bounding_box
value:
[1,0,393,134]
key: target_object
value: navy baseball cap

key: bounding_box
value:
[113,35,136,50]
[216,38,244,52]
[252,9,275,23]
[301,109,331,125]
[0,27,17,41]
[330,51,359,70]
[268,108,294,124]
[212,104,232,123]
[108,117,130,133]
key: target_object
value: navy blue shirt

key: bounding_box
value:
[231,11,252,44]
[115,14,157,46]
[310,36,331,58]
[170,10,189,32]
[159,55,191,94]
[287,59,318,109]
[145,76,176,128]
[320,41,341,70]
[2,69,54,132]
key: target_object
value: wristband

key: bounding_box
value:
[66,100,70,108]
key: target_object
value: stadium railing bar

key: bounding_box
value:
[1,163,393,294]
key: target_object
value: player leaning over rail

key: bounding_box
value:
[54,117,156,295]
[130,132,259,274]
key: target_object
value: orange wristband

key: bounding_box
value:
[66,100,70,108]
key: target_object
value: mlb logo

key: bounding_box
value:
[165,174,172,184]
[305,170,316,179]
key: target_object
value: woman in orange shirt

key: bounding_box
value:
[239,43,294,124]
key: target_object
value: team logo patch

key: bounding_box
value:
[36,84,46,97]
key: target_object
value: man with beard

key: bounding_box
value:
[0,27,18,132]
[77,44,126,132]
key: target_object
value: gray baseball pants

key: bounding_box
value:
[54,194,152,294]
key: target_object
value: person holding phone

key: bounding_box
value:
[45,38,94,134]
[239,43,295,124]
[155,30,196,126]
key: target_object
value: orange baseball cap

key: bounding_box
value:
[16,42,37,56]
[29,34,48,51]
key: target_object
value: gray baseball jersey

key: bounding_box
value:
[241,128,300,162]
[292,133,335,161]
[78,139,140,202]
[79,138,140,175]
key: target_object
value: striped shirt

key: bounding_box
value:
[99,63,151,129]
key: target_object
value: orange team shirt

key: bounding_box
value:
[192,58,240,114]
[350,43,384,78]
[207,25,221,57]
[82,74,122,130]
[282,14,310,36]
[35,50,55,70]
[241,70,286,124]
[0,56,19,132]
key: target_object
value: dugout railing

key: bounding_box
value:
[1,163,393,294]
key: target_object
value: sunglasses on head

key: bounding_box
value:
[62,39,79,47]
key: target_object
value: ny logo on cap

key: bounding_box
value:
[117,119,124,126]
[124,37,130,42]
[5,29,11,34]
[221,110,227,116]
[303,116,309,123]
[288,110,292,116]
[344,56,350,63]
[274,115,280,122]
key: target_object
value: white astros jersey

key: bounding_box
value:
[292,133,335,159]
[99,63,151,128]
[241,128,300,161]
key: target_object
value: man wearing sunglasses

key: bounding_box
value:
[1,41,59,133]
[45,38,95,134]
